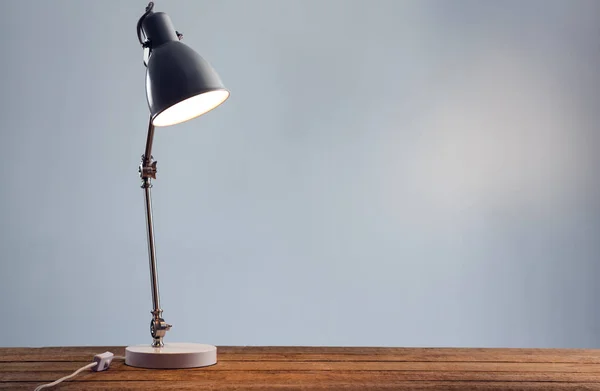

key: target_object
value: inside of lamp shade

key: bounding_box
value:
[152,90,230,127]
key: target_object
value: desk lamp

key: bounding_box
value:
[124,2,229,369]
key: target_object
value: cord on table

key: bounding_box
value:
[34,362,97,391]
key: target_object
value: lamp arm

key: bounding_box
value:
[142,116,155,168]
[139,116,171,348]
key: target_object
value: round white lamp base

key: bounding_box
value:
[125,343,217,369]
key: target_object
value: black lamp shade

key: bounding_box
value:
[142,12,229,127]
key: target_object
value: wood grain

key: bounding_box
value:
[4,346,600,363]
[2,382,600,391]
[2,346,600,390]
[3,360,600,372]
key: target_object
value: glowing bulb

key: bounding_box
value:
[152,90,230,127]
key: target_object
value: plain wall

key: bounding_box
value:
[1,0,599,348]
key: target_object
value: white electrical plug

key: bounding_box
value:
[91,351,115,372]
[35,351,120,390]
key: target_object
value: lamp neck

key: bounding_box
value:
[141,12,179,48]
[138,116,172,347]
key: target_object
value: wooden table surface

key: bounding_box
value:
[2,346,600,390]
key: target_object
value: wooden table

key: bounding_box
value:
[2,346,600,390]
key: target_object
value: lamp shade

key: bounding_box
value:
[142,12,229,127]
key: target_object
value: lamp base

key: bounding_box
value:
[125,343,217,369]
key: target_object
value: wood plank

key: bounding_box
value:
[5,369,600,383]
[2,347,600,363]
[3,347,600,390]
[3,381,600,391]
[0,347,126,362]
[216,348,600,364]
[2,360,600,373]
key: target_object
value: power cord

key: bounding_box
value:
[136,1,155,46]
[34,352,122,391]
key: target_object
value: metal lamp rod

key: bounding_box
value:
[139,116,171,348]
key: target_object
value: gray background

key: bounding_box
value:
[1,0,599,348]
